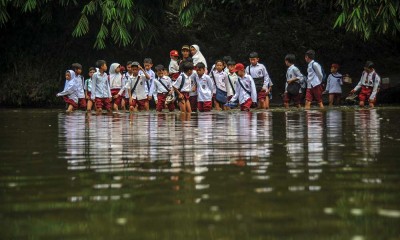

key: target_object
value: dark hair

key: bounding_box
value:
[96,60,106,68]
[71,63,82,70]
[126,61,133,66]
[285,54,296,64]
[196,62,206,69]
[155,64,165,71]
[182,61,194,72]
[305,50,315,59]
[227,60,236,66]
[185,57,193,63]
[143,58,153,64]
[215,59,224,65]
[249,52,259,58]
[364,61,374,69]
[88,67,96,72]
[223,56,232,63]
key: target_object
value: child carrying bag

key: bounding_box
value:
[211,71,227,104]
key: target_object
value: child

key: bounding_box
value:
[195,62,214,112]
[226,60,238,109]
[56,70,78,112]
[152,64,175,112]
[210,59,229,110]
[246,52,273,109]
[173,61,194,113]
[179,45,191,72]
[304,49,324,109]
[350,61,381,108]
[117,61,148,112]
[109,63,124,111]
[71,63,87,110]
[121,62,134,111]
[169,50,180,81]
[283,54,304,108]
[325,63,343,106]
[190,44,208,69]
[84,67,96,111]
[228,63,257,112]
[91,60,112,114]
[140,58,155,110]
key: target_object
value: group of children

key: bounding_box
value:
[57,45,382,113]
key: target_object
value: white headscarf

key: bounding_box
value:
[191,44,207,68]
[109,63,122,88]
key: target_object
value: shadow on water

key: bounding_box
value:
[0,108,399,239]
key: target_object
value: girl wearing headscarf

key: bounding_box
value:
[190,44,208,69]
[109,63,123,111]
[56,70,78,112]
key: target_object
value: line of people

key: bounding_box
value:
[56,45,382,113]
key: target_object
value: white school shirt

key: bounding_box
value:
[139,69,155,96]
[189,71,198,97]
[226,72,238,97]
[91,72,111,100]
[246,63,273,88]
[353,70,381,100]
[307,60,323,88]
[173,73,191,92]
[84,78,92,92]
[74,74,85,98]
[120,73,132,98]
[57,79,78,103]
[285,65,304,92]
[109,73,123,90]
[169,59,179,74]
[195,74,214,102]
[126,74,148,100]
[153,76,173,94]
[230,74,257,104]
[210,70,228,93]
[325,73,343,93]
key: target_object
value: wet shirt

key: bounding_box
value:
[246,63,273,89]
[285,65,304,92]
[173,73,192,92]
[307,60,323,88]
[91,72,111,100]
[195,73,214,102]
[326,73,343,93]
[230,74,257,104]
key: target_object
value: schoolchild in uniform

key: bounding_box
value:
[169,50,180,81]
[117,61,149,112]
[140,58,155,110]
[57,70,78,113]
[179,45,191,72]
[189,68,198,112]
[109,63,124,111]
[84,67,96,111]
[350,61,381,108]
[210,56,232,73]
[246,52,273,109]
[71,63,87,110]
[225,60,238,110]
[190,44,208,69]
[304,49,324,109]
[173,61,194,113]
[283,54,304,108]
[194,62,214,112]
[228,63,257,112]
[210,59,229,110]
[91,60,112,114]
[120,62,134,111]
[325,63,343,106]
[152,64,175,112]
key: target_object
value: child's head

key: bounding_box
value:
[215,60,224,72]
[155,64,165,78]
[190,45,198,56]
[233,63,245,77]
[331,63,339,73]
[249,52,259,66]
[71,63,82,75]
[170,50,179,60]
[131,61,140,75]
[364,61,374,73]
[285,54,295,67]
[143,58,153,70]
[88,67,96,78]
[196,62,206,76]
[182,61,194,76]
[163,69,169,76]
[65,70,72,80]
[223,56,232,66]
[96,60,107,72]
[181,45,190,58]
[305,49,315,63]
[227,60,236,73]
[110,63,121,74]
[126,61,133,73]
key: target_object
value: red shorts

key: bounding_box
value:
[305,85,323,103]
[157,93,175,112]
[240,98,253,111]
[178,92,190,102]
[257,91,267,101]
[111,89,123,107]
[189,95,198,111]
[95,97,111,110]
[283,92,300,105]
[131,99,148,111]
[63,96,78,109]
[170,73,180,81]
[359,86,374,102]
[197,101,212,112]
[78,98,87,110]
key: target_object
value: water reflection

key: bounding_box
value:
[354,109,381,162]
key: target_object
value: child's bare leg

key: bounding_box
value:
[113,103,118,111]
[265,97,270,109]
[214,100,221,110]
[329,94,334,106]
[359,101,365,107]
[121,99,126,111]
[87,100,93,111]
[305,100,311,110]
[185,100,192,113]
[144,101,149,111]
[179,101,186,113]
[66,104,74,113]
[318,101,324,109]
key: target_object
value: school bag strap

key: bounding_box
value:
[211,71,217,87]
[178,74,185,92]
[227,75,235,95]
[237,77,251,96]
[158,78,170,93]
[130,76,141,95]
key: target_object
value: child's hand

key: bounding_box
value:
[113,94,119,99]
[56,93,60,97]
[261,87,267,92]
[350,89,355,94]
[179,94,184,100]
